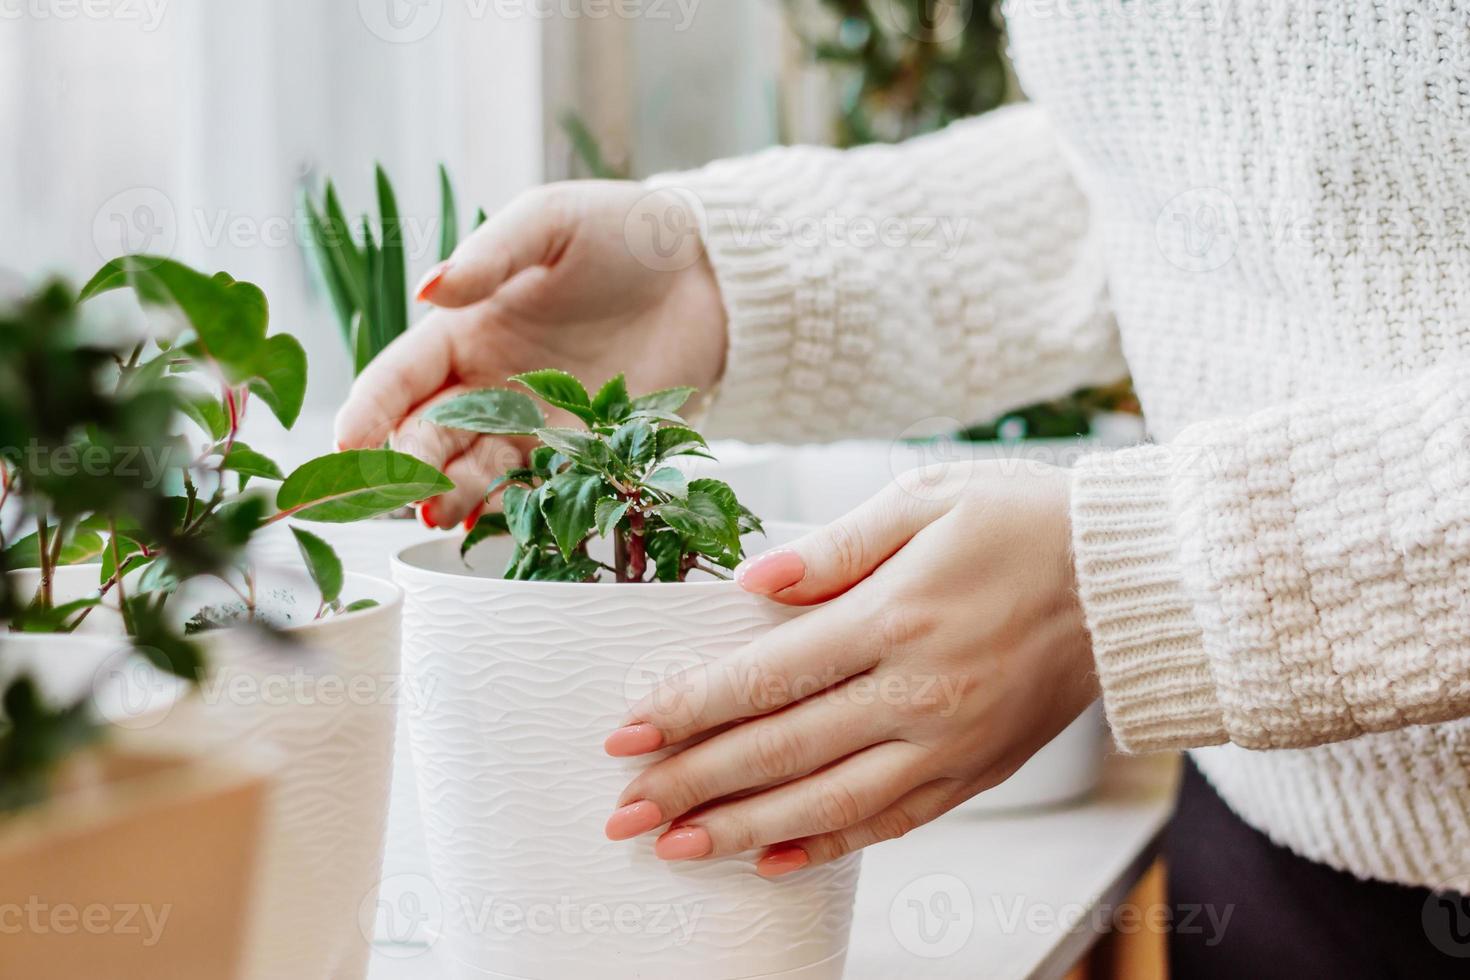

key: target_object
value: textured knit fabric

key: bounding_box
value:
[653,2,1470,889]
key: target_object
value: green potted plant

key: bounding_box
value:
[392,372,860,980]
[1,261,450,980]
[278,164,489,587]
[0,281,268,980]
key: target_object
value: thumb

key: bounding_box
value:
[735,483,938,606]
[415,184,575,308]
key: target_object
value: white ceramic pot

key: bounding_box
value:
[251,517,443,939]
[392,529,862,980]
[9,563,404,980]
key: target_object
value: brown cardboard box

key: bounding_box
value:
[0,749,268,980]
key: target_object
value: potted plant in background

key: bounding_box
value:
[1,260,451,980]
[393,371,860,980]
[262,164,491,581]
[0,282,271,980]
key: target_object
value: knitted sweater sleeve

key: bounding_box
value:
[648,103,1126,442]
[1072,362,1470,753]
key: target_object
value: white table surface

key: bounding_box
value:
[367,753,1179,980]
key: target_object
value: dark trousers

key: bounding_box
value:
[1165,758,1470,979]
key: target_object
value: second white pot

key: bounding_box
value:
[393,530,861,980]
[11,563,403,980]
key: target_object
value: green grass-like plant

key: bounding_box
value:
[301,164,487,375]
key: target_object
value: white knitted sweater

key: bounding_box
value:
[658,2,1470,889]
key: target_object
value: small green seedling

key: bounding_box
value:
[429,371,761,583]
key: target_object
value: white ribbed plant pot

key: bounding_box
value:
[250,515,442,937]
[9,563,403,980]
[393,528,861,980]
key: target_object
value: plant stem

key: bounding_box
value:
[35,513,52,609]
[108,519,135,637]
[627,510,647,583]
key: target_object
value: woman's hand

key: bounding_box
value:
[334,180,728,529]
[602,462,1099,876]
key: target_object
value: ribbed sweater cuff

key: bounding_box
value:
[644,172,801,439]
[1071,447,1227,753]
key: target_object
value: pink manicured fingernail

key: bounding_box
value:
[605,800,664,841]
[415,261,453,302]
[604,723,664,758]
[756,846,810,878]
[735,549,806,595]
[655,827,712,861]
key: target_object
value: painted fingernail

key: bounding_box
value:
[604,723,664,758]
[415,260,453,302]
[655,827,712,861]
[418,501,437,529]
[462,509,483,532]
[734,549,806,595]
[756,845,810,878]
[605,800,664,841]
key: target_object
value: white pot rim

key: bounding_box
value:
[7,562,404,638]
[393,521,813,594]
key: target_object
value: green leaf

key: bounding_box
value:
[643,467,689,499]
[81,257,266,377]
[631,386,695,416]
[659,489,740,554]
[501,484,541,546]
[290,527,344,606]
[610,419,656,468]
[14,597,103,632]
[351,312,374,376]
[277,450,453,523]
[438,163,459,263]
[644,529,686,582]
[511,369,597,424]
[423,388,545,435]
[100,536,147,582]
[534,427,606,467]
[461,512,510,557]
[219,443,285,483]
[539,470,606,560]
[485,468,535,498]
[170,380,229,441]
[324,182,367,309]
[473,208,489,229]
[655,426,712,461]
[127,596,205,682]
[247,334,308,429]
[301,192,357,347]
[594,498,630,538]
[360,220,383,366]
[590,374,632,423]
[3,529,105,569]
[529,446,561,477]
[376,165,409,350]
[341,599,379,613]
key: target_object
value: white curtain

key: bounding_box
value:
[0,1,543,414]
